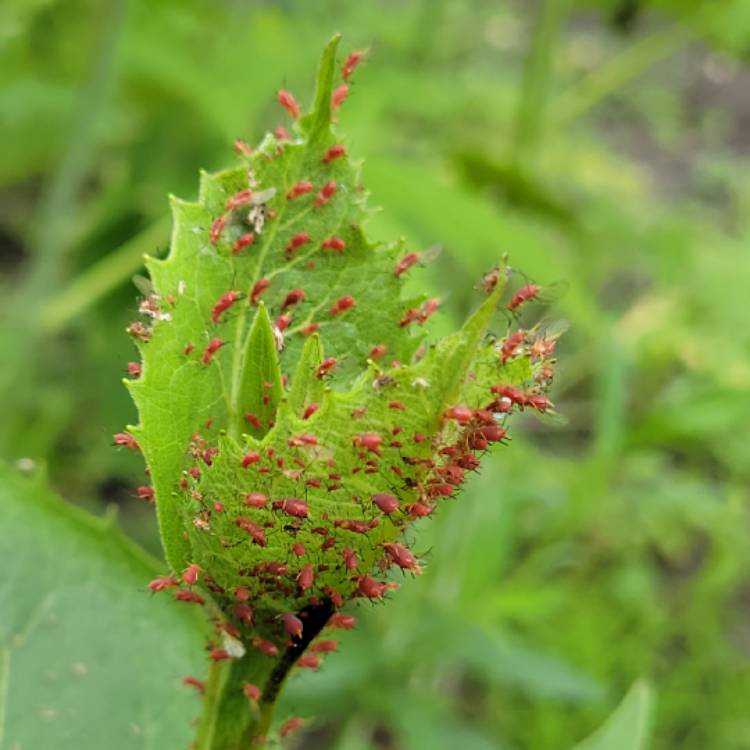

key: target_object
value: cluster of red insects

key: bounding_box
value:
[118,45,557,736]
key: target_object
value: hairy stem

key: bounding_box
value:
[194,600,334,749]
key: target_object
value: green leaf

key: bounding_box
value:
[572,681,655,750]
[236,302,283,440]
[122,36,559,745]
[285,333,325,417]
[0,464,206,750]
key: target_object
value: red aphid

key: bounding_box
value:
[297,654,321,669]
[327,613,357,629]
[297,564,315,591]
[245,413,262,429]
[317,357,337,378]
[273,498,309,519]
[210,648,231,662]
[280,718,304,738]
[394,252,419,277]
[491,384,525,405]
[231,232,255,256]
[275,126,291,140]
[354,432,382,452]
[201,337,224,364]
[420,298,440,323]
[174,589,205,605]
[183,676,206,694]
[286,181,313,200]
[149,575,178,592]
[322,236,346,252]
[281,613,304,638]
[501,329,525,362]
[210,215,227,245]
[372,493,399,514]
[525,393,552,412]
[311,639,338,653]
[303,402,320,420]
[369,343,387,360]
[301,322,320,336]
[343,547,359,570]
[355,576,395,600]
[127,361,141,378]
[322,144,346,164]
[276,313,292,331]
[324,585,344,608]
[507,283,540,312]
[235,586,250,601]
[225,189,254,212]
[252,637,279,657]
[243,683,262,702]
[444,406,473,424]
[256,561,287,577]
[236,518,267,546]
[286,231,311,254]
[235,604,254,625]
[332,83,349,110]
[399,307,421,327]
[282,288,305,310]
[211,291,241,323]
[334,518,377,534]
[315,181,337,208]
[233,139,253,157]
[277,89,300,119]
[430,483,454,497]
[477,424,508,442]
[407,502,433,518]
[241,451,261,468]
[383,542,421,574]
[136,485,154,503]
[250,278,270,305]
[330,295,355,316]
[182,563,201,586]
[244,492,267,508]
[292,542,306,557]
[342,49,366,80]
[389,401,405,411]
[113,432,139,451]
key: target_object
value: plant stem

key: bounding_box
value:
[193,600,334,749]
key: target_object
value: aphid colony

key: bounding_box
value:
[134,302,557,672]
[122,39,559,719]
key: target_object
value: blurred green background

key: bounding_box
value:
[2,0,750,748]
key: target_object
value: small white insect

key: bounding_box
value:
[192,516,210,531]
[246,188,277,234]
[271,325,285,352]
[223,633,246,659]
[139,295,172,322]
[412,377,430,389]
[177,280,186,296]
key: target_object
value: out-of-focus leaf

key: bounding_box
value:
[0,464,205,750]
[572,680,654,750]
[455,622,604,703]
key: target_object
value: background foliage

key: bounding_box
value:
[1,1,749,748]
